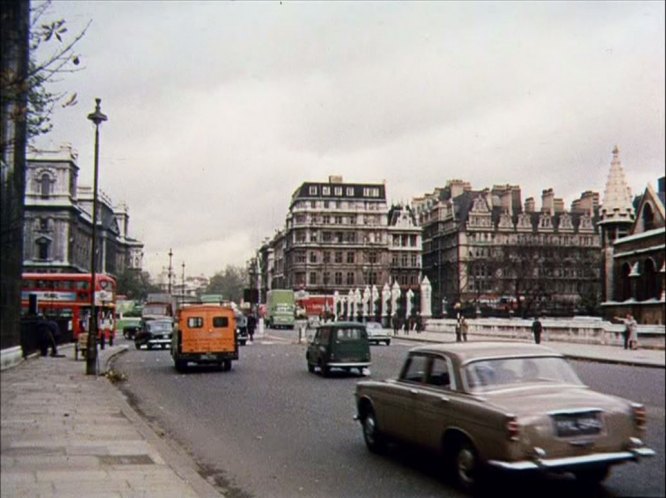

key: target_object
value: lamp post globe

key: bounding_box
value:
[85,98,108,376]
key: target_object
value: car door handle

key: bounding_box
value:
[410,389,418,395]
[439,396,450,403]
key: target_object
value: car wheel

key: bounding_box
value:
[222,360,232,372]
[574,466,610,484]
[362,407,384,453]
[319,360,330,377]
[135,342,140,350]
[240,340,247,346]
[452,439,480,492]
[175,360,187,372]
[385,339,391,346]
[307,362,315,373]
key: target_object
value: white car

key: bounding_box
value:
[365,321,391,346]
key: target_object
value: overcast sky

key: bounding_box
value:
[34,1,665,279]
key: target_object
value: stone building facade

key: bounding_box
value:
[23,144,143,277]
[414,180,601,317]
[252,176,422,301]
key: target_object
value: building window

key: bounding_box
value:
[323,251,331,263]
[334,186,343,196]
[335,216,342,224]
[335,272,343,285]
[309,252,317,264]
[335,251,343,263]
[323,272,330,285]
[346,187,355,196]
[346,272,355,285]
[346,252,355,264]
[39,173,52,198]
[322,231,332,242]
[310,272,318,285]
[322,186,330,196]
[309,186,318,195]
[310,230,318,242]
[36,238,50,260]
[349,215,356,225]
[322,215,330,224]
[310,200,316,208]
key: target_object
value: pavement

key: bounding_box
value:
[1,330,663,498]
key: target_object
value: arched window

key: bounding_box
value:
[642,204,655,231]
[39,173,52,198]
[36,237,51,260]
[641,258,658,300]
[616,262,632,301]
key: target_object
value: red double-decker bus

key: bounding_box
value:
[21,273,117,342]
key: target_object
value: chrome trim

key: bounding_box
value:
[488,448,655,471]
[327,362,371,368]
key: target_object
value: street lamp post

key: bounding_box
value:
[86,98,108,376]
[181,262,185,307]
[167,248,173,294]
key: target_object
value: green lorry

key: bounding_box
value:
[267,289,295,329]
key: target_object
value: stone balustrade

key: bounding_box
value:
[424,317,666,350]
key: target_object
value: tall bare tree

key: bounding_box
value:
[1,0,87,351]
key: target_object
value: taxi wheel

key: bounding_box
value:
[307,363,315,373]
[135,343,140,350]
[319,360,330,377]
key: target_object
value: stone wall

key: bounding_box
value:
[425,317,665,350]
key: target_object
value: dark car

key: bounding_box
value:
[134,318,173,350]
[306,321,371,376]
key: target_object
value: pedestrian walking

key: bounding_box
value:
[460,316,468,342]
[392,313,399,336]
[531,316,543,344]
[455,313,463,342]
[247,313,257,342]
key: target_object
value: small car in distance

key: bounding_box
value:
[355,342,654,492]
[134,318,173,350]
[365,321,391,346]
[306,321,371,377]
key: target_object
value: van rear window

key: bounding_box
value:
[212,316,229,327]
[187,317,204,328]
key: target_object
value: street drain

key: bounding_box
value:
[98,454,155,465]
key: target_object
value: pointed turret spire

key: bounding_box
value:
[600,145,634,222]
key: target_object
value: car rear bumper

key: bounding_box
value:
[327,361,371,368]
[488,446,656,471]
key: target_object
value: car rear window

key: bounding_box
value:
[336,328,363,341]
[187,317,204,328]
[212,316,229,328]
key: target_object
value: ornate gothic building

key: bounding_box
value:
[414,180,601,317]
[599,147,665,324]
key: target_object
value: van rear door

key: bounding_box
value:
[182,312,235,353]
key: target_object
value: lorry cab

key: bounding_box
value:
[172,305,237,372]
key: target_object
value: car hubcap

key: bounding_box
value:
[457,447,475,485]
[364,415,376,444]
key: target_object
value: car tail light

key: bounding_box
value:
[632,404,647,431]
[506,416,520,441]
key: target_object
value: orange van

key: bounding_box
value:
[171,304,238,372]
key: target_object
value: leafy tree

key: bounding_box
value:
[115,269,161,302]
[206,265,248,303]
